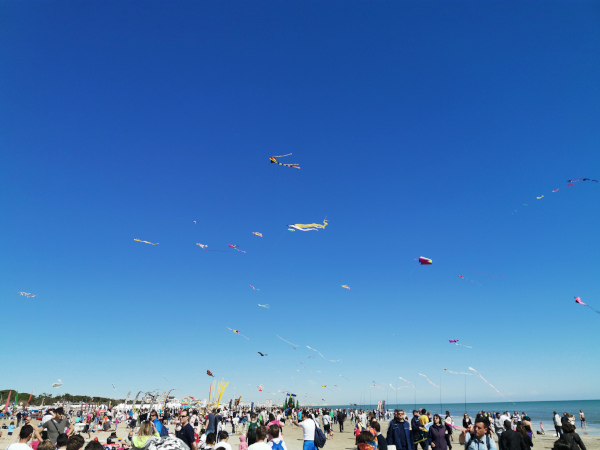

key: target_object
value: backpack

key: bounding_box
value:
[466,435,491,450]
[271,440,285,450]
[159,424,170,437]
[313,420,327,448]
[247,421,258,440]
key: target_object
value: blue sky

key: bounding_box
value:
[1,0,599,407]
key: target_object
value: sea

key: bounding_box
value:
[322,400,600,436]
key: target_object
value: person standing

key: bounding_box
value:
[293,410,316,450]
[6,425,34,450]
[579,411,587,430]
[337,410,346,433]
[386,410,411,450]
[494,413,505,440]
[177,410,198,450]
[35,407,73,444]
[553,412,563,438]
[499,421,527,450]
[428,415,449,450]
[459,416,497,450]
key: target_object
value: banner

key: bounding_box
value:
[4,391,11,412]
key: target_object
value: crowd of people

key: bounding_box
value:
[0,405,590,450]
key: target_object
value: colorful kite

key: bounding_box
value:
[418,373,440,388]
[229,244,246,253]
[134,239,159,245]
[258,384,263,391]
[227,327,250,340]
[196,243,208,249]
[252,232,263,237]
[276,335,298,349]
[321,385,327,388]
[537,195,544,199]
[287,219,328,232]
[193,221,197,224]
[468,367,503,396]
[258,304,270,309]
[207,370,214,377]
[341,285,351,290]
[112,384,116,390]
[448,339,458,343]
[249,285,260,291]
[552,189,559,193]
[270,153,300,169]
[258,352,268,356]
[52,379,62,388]
[575,296,600,315]
[18,292,36,298]
[418,256,432,265]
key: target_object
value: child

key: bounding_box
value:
[238,435,248,450]
[267,425,287,450]
[8,421,15,436]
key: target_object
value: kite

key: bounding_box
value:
[567,184,574,187]
[227,327,250,340]
[52,379,62,388]
[341,285,351,290]
[389,384,410,390]
[471,271,506,278]
[468,367,503,396]
[418,256,432,265]
[418,373,440,388]
[258,352,268,356]
[249,285,260,291]
[443,368,472,375]
[112,384,116,390]
[536,195,544,199]
[276,335,298,349]
[449,339,472,348]
[134,239,159,245]
[196,243,208,249]
[207,370,214,377]
[270,153,300,169]
[258,384,263,392]
[552,189,559,193]
[582,178,598,182]
[18,292,36,298]
[252,232,263,237]
[398,377,416,389]
[307,345,341,362]
[321,385,327,388]
[193,221,197,224]
[288,219,328,232]
[229,244,246,253]
[258,304,270,309]
[575,296,600,315]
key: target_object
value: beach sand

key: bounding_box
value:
[1,418,599,450]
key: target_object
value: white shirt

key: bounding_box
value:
[299,419,316,441]
[6,444,32,450]
[249,443,271,450]
[269,438,287,450]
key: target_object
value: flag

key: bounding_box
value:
[4,391,11,412]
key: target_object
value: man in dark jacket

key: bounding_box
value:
[387,409,411,450]
[337,410,346,433]
[499,420,527,450]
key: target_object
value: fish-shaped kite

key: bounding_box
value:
[258,352,268,356]
[270,153,300,169]
[258,304,270,309]
[229,244,246,253]
[536,195,544,199]
[575,296,600,315]
[52,379,63,388]
[418,256,432,265]
[227,327,250,340]
[252,232,263,237]
[18,292,36,298]
[207,370,214,377]
[134,239,159,245]
[196,243,208,249]
[341,285,350,290]
[288,219,328,232]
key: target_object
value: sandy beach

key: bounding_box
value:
[1,417,599,450]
